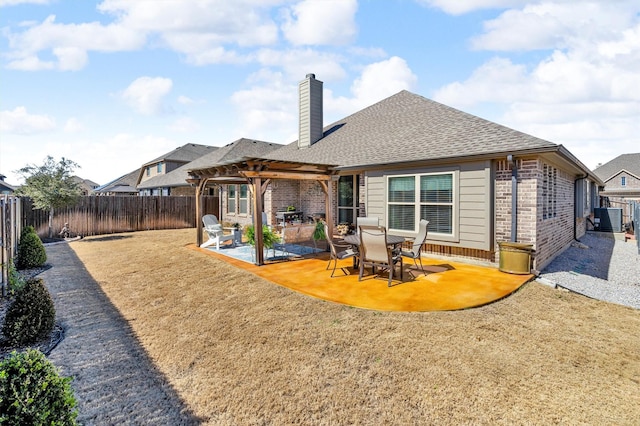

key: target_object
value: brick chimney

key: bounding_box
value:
[298,73,323,149]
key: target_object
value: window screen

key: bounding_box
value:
[227,185,236,213]
[388,173,454,234]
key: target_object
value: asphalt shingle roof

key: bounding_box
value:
[140,138,282,189]
[95,169,139,193]
[264,90,559,168]
[143,143,217,166]
[593,153,640,182]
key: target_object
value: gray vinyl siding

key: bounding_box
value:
[298,75,323,148]
[364,161,492,251]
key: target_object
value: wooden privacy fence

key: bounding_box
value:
[23,196,219,239]
[1,196,23,295]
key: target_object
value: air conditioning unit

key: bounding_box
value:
[594,208,623,232]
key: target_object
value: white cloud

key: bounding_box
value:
[326,56,418,115]
[177,95,194,105]
[64,117,84,133]
[120,76,173,115]
[228,57,418,143]
[168,117,200,133]
[230,70,298,142]
[4,1,282,70]
[5,15,145,70]
[432,2,640,169]
[99,0,280,65]
[70,133,179,184]
[0,106,56,134]
[0,0,50,6]
[255,48,347,80]
[470,2,638,52]
[416,0,530,15]
[281,0,358,45]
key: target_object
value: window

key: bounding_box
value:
[621,176,626,187]
[227,185,236,213]
[146,166,151,177]
[388,173,454,235]
[338,175,358,224]
[157,163,163,173]
[543,163,557,219]
[239,184,248,214]
[227,184,249,215]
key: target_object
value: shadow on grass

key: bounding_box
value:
[78,235,133,243]
[41,244,204,425]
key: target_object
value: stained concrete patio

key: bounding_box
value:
[194,244,534,311]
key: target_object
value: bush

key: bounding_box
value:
[7,258,26,295]
[16,226,47,270]
[2,278,56,347]
[0,349,77,425]
[246,225,280,249]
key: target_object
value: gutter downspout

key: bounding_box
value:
[507,155,517,242]
[574,174,587,241]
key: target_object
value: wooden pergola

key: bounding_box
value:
[188,158,338,265]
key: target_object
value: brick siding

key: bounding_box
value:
[494,158,577,271]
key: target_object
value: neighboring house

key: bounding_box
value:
[593,153,640,225]
[138,139,281,197]
[93,170,140,196]
[188,74,602,270]
[181,138,282,207]
[137,143,217,195]
[0,174,16,194]
[71,176,100,195]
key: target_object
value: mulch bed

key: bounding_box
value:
[0,264,66,360]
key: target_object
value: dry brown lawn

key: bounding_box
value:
[68,229,640,425]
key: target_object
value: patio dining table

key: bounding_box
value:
[342,233,405,269]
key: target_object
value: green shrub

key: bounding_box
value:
[0,349,78,425]
[246,225,280,249]
[16,226,47,270]
[7,258,27,295]
[2,278,55,346]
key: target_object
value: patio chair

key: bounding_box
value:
[401,219,429,276]
[200,214,235,249]
[356,216,379,231]
[324,222,357,277]
[358,225,403,287]
[271,222,292,259]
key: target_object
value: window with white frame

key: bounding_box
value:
[387,172,454,235]
[227,184,249,215]
[227,185,236,213]
[157,163,163,173]
[238,184,248,214]
[621,176,626,187]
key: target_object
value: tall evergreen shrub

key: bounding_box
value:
[16,226,47,270]
[2,278,56,346]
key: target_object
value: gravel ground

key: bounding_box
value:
[538,232,640,309]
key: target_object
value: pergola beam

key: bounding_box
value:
[189,157,340,266]
[241,171,331,181]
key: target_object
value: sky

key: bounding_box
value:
[1,0,638,186]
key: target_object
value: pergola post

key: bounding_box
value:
[195,178,207,247]
[251,177,265,265]
[320,180,334,241]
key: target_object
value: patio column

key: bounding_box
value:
[319,179,334,241]
[195,178,207,247]
[251,177,265,265]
